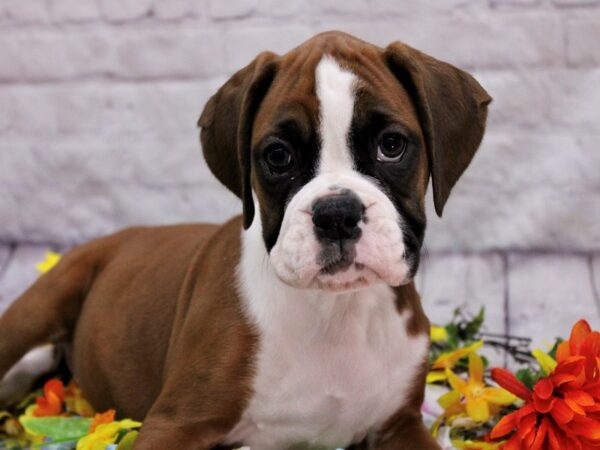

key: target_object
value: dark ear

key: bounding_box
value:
[384,42,492,216]
[198,51,278,228]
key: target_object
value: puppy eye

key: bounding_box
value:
[264,144,294,173]
[377,132,407,162]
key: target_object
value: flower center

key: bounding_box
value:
[470,384,485,398]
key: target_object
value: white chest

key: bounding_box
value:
[226,282,428,450]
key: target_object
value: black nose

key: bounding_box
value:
[312,194,364,241]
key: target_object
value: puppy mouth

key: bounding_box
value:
[317,240,356,275]
[319,253,354,275]
[314,262,380,292]
[313,242,383,292]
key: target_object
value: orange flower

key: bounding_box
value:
[89,409,116,432]
[33,379,65,417]
[490,320,600,449]
[64,381,95,417]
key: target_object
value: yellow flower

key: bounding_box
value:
[445,353,516,423]
[76,419,141,450]
[65,381,95,417]
[427,341,483,384]
[532,348,557,375]
[36,251,61,274]
[452,439,504,449]
[431,390,467,437]
[430,325,449,342]
[18,405,46,445]
[432,341,484,370]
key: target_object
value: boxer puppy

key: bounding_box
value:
[0,31,490,449]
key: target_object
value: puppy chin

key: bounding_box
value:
[314,265,380,292]
[270,255,412,293]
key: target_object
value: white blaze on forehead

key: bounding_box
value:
[315,55,358,173]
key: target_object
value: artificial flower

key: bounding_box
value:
[89,409,115,432]
[452,438,504,449]
[490,320,600,449]
[431,325,449,342]
[36,251,61,274]
[445,353,516,422]
[427,341,484,383]
[34,379,65,417]
[431,390,474,439]
[76,418,141,450]
[17,404,52,446]
[531,348,557,375]
[65,381,95,417]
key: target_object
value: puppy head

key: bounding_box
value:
[199,31,491,293]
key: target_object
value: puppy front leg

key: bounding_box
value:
[373,411,441,450]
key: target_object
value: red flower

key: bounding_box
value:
[490,320,600,449]
[33,379,65,417]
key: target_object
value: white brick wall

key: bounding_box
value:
[0,0,599,338]
[0,0,598,251]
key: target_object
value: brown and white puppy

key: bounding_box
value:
[0,31,490,449]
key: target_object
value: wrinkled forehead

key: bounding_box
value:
[252,44,422,147]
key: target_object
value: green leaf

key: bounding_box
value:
[515,368,538,390]
[32,435,83,447]
[548,338,564,360]
[463,307,485,340]
[445,323,460,349]
[481,355,489,369]
[116,430,139,450]
[20,416,91,440]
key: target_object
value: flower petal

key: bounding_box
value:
[503,434,522,450]
[482,387,516,405]
[552,372,577,387]
[556,341,571,363]
[466,397,490,422]
[432,341,484,370]
[44,379,65,402]
[550,398,575,424]
[446,368,468,394]
[534,377,554,400]
[530,417,549,450]
[582,331,600,358]
[533,349,558,375]
[570,320,592,356]
[582,332,600,379]
[438,390,462,409]
[469,353,485,385]
[547,420,568,450]
[567,414,600,441]
[491,368,533,402]
[564,396,586,415]
[430,325,449,342]
[490,410,519,439]
[90,409,116,432]
[426,370,447,384]
[517,412,537,439]
[533,392,555,414]
[565,389,595,407]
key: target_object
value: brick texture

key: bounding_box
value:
[0,0,599,342]
[0,1,597,252]
[508,254,600,347]
[0,246,48,314]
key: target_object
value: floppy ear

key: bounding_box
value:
[198,51,279,229]
[384,42,492,216]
